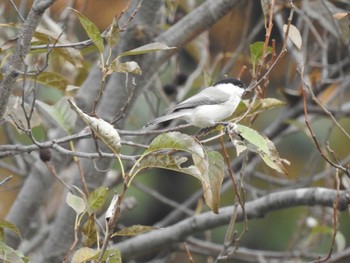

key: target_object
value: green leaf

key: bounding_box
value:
[71,247,99,263]
[233,125,288,175]
[251,98,286,113]
[68,100,121,153]
[82,215,97,247]
[230,98,286,122]
[35,97,77,134]
[102,249,121,263]
[250,41,272,73]
[69,8,104,53]
[0,241,25,263]
[146,132,205,157]
[118,42,176,58]
[87,187,108,211]
[30,30,84,67]
[66,192,86,215]
[109,60,142,75]
[237,125,268,151]
[137,132,224,213]
[200,149,225,213]
[113,225,156,237]
[0,219,21,240]
[50,47,84,68]
[25,72,69,91]
[139,132,206,182]
[33,30,60,43]
[139,153,202,181]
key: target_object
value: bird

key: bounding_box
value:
[145,78,246,128]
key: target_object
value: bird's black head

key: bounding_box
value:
[214,78,245,89]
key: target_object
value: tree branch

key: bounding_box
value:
[115,188,350,260]
[0,0,56,120]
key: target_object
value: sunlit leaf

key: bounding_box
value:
[87,187,108,211]
[35,97,77,134]
[118,42,176,58]
[68,99,121,153]
[283,24,302,50]
[69,8,104,53]
[113,225,156,237]
[71,247,99,263]
[4,95,41,132]
[66,192,86,215]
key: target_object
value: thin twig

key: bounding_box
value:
[7,0,25,22]
[317,170,340,262]
[0,175,13,187]
[219,137,248,250]
[98,180,129,262]
[111,78,136,125]
[247,2,295,94]
[44,161,73,192]
[184,242,195,263]
[300,70,350,176]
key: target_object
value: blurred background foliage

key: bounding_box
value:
[1,0,350,262]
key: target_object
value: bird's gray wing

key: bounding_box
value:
[172,87,229,112]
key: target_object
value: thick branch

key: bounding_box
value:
[115,188,350,260]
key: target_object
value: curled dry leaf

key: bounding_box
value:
[68,99,121,153]
[283,24,302,50]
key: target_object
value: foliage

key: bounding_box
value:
[0,1,349,263]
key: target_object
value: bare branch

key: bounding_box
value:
[0,0,56,120]
[115,188,350,260]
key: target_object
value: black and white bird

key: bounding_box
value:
[145,78,246,128]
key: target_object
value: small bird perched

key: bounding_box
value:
[145,78,246,128]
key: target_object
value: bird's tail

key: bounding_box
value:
[144,111,189,128]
